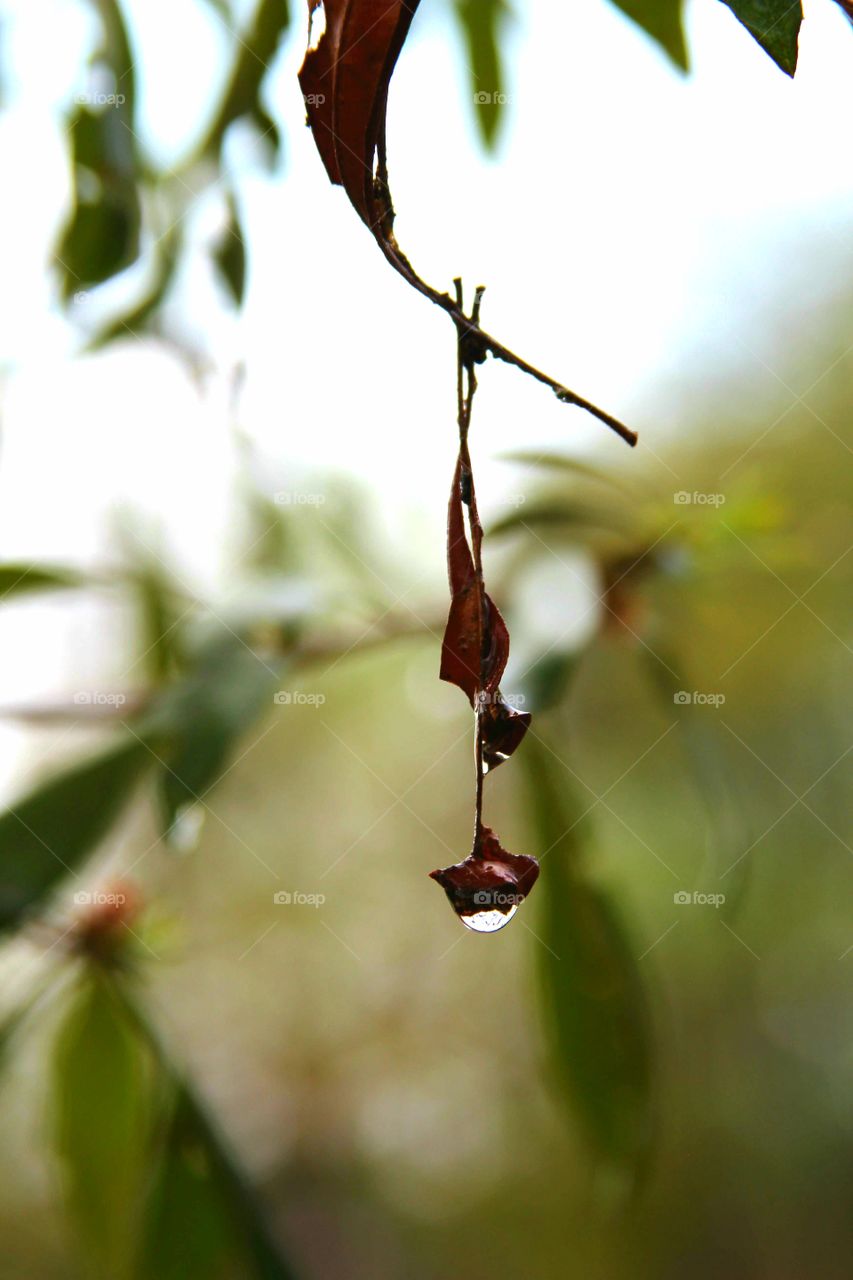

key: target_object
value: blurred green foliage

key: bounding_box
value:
[0,318,849,1274]
[0,3,850,1279]
[51,0,821,351]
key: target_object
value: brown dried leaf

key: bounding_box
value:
[298,0,421,231]
[440,456,511,702]
[430,827,539,930]
[439,456,529,768]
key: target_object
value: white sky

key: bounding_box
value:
[0,0,850,770]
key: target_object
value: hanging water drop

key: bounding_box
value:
[429,829,539,932]
[165,803,205,853]
[460,903,519,933]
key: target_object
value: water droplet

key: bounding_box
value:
[460,904,519,933]
[430,829,539,933]
[166,804,205,853]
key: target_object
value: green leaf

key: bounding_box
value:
[641,651,752,900]
[53,973,154,1279]
[120,990,297,1280]
[137,1081,296,1280]
[721,0,802,76]
[214,192,247,307]
[452,0,511,149]
[0,740,153,930]
[499,451,610,481]
[522,736,654,1180]
[499,450,633,494]
[489,497,630,539]
[0,994,39,1077]
[126,555,189,685]
[608,0,688,70]
[0,564,82,600]
[199,0,290,162]
[56,0,141,298]
[144,631,282,842]
[86,226,181,350]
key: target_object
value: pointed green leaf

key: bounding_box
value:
[499,450,630,492]
[137,1081,296,1280]
[452,0,511,149]
[489,497,629,538]
[641,650,752,900]
[144,632,282,841]
[522,737,654,1178]
[57,0,141,298]
[53,973,154,1279]
[721,0,802,76]
[0,740,153,930]
[121,989,297,1280]
[214,192,247,307]
[199,0,290,161]
[609,0,688,70]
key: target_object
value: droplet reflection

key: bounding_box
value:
[460,904,519,933]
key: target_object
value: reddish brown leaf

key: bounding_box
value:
[446,455,475,598]
[430,827,539,931]
[480,694,531,772]
[440,455,511,703]
[297,1,639,453]
[298,1,421,230]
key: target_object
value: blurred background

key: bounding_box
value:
[0,0,851,1276]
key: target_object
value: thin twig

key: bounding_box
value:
[376,236,637,447]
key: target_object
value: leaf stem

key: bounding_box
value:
[376,238,637,447]
[454,279,488,846]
